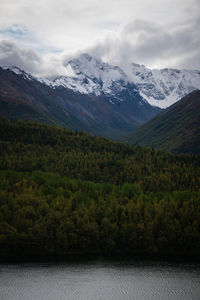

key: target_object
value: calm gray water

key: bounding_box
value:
[0,259,200,300]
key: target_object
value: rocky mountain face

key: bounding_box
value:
[129,63,200,108]
[0,65,159,139]
[41,54,131,103]
[0,67,91,133]
[122,90,200,154]
[1,53,199,139]
[38,53,200,109]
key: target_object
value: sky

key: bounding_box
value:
[0,0,199,76]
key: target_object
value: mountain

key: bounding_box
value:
[38,53,200,109]
[128,63,200,108]
[2,54,200,111]
[0,63,160,139]
[41,53,129,103]
[123,90,200,154]
[0,67,92,133]
[36,54,200,108]
[1,53,200,139]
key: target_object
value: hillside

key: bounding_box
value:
[128,63,200,108]
[0,119,200,258]
[38,53,200,109]
[5,53,200,109]
[1,118,200,191]
[123,90,200,154]
[0,66,160,139]
[0,67,92,133]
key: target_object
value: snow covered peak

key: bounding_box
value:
[52,55,200,108]
[65,64,77,78]
[65,53,126,82]
[38,55,200,108]
[2,54,200,109]
[45,54,129,101]
[65,53,105,79]
[2,66,34,81]
[129,63,200,108]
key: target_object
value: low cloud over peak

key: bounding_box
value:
[0,40,68,77]
[0,17,199,77]
[0,0,199,75]
[0,40,41,73]
[86,18,200,71]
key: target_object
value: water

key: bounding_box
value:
[0,258,200,299]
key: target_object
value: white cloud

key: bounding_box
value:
[0,0,199,53]
[85,18,200,70]
[0,40,41,72]
[0,40,67,76]
[0,0,199,74]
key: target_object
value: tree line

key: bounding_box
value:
[0,119,200,258]
[0,170,199,257]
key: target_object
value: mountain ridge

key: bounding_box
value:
[122,90,200,154]
[3,53,200,109]
[40,53,200,108]
[0,66,159,138]
[1,54,200,141]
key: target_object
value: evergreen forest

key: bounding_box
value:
[0,119,200,258]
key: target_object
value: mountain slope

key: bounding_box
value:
[0,66,160,138]
[39,53,200,109]
[123,90,200,154]
[1,53,199,139]
[129,63,200,108]
[2,54,200,111]
[0,119,200,258]
[1,118,199,190]
[0,67,93,132]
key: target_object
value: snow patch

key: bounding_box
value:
[2,55,200,109]
[129,63,200,108]
[65,64,77,77]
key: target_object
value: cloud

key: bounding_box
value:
[0,0,198,54]
[0,40,67,77]
[85,18,200,70]
[0,14,199,80]
[0,40,41,73]
[0,0,199,77]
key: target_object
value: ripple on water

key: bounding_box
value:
[0,260,200,300]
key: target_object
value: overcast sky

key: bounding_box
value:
[0,0,199,76]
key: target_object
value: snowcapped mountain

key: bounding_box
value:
[37,53,200,108]
[40,53,133,105]
[2,53,199,139]
[2,66,34,81]
[129,63,200,108]
[0,65,159,139]
[3,54,200,109]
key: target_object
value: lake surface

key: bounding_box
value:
[1,258,200,299]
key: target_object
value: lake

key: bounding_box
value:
[1,258,200,299]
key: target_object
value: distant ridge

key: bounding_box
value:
[37,53,200,109]
[1,53,200,140]
[123,90,200,154]
[0,66,159,139]
[3,53,200,110]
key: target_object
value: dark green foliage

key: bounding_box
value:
[0,119,200,258]
[0,119,199,192]
[0,171,200,257]
[123,90,200,154]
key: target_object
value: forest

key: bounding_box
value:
[0,118,200,258]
